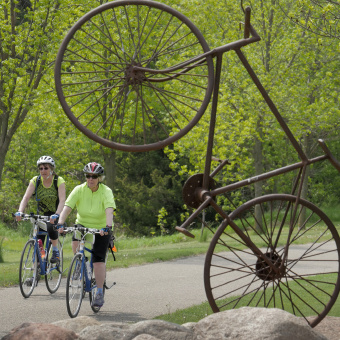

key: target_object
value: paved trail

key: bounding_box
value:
[0,255,207,338]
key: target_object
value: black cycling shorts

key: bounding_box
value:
[38,221,59,243]
[72,225,109,263]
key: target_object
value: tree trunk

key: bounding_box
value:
[103,150,116,192]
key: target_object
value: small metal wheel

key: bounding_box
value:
[204,194,340,327]
[45,239,63,294]
[66,254,84,318]
[19,240,38,298]
[55,0,214,152]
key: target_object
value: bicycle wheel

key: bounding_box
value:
[66,254,84,318]
[45,240,63,294]
[89,278,106,313]
[19,240,38,298]
[55,0,214,152]
[204,194,340,327]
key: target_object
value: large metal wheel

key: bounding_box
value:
[204,194,340,327]
[66,254,84,318]
[45,239,63,294]
[55,0,214,152]
[19,240,38,298]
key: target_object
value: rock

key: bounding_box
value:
[52,316,100,334]
[132,336,162,340]
[193,307,328,340]
[78,323,131,340]
[2,307,329,340]
[78,320,193,340]
[129,320,193,340]
[2,322,78,340]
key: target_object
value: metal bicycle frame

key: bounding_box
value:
[136,7,340,274]
[75,235,96,293]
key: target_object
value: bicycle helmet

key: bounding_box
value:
[83,162,104,175]
[37,155,55,168]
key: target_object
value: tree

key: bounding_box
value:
[0,0,101,189]
[278,0,340,39]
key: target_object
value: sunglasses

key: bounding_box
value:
[85,174,99,179]
[39,167,49,171]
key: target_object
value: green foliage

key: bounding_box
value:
[0,237,4,263]
[115,150,184,236]
[1,0,340,236]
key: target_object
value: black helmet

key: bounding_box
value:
[83,162,104,175]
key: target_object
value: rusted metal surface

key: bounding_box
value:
[55,0,340,328]
[182,174,217,209]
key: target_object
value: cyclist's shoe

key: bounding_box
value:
[50,250,60,264]
[73,262,81,280]
[92,292,104,308]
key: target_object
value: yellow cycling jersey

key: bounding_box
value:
[65,182,116,228]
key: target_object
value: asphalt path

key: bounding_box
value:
[0,254,207,338]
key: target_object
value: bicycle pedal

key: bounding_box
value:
[105,282,116,289]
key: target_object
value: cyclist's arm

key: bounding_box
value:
[105,207,114,227]
[16,181,35,221]
[99,207,114,236]
[55,182,66,215]
[57,205,73,229]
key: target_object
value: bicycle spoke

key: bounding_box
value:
[55,1,214,151]
[204,194,340,327]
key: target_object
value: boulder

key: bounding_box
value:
[193,307,328,340]
[2,322,78,340]
[2,307,329,340]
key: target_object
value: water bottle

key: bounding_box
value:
[86,258,92,278]
[38,239,45,259]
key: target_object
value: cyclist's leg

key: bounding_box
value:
[47,223,60,263]
[91,234,110,307]
[72,224,85,254]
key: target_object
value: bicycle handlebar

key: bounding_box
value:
[60,225,101,234]
[12,213,50,221]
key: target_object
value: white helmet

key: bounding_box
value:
[37,155,55,168]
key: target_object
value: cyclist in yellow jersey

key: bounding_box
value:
[15,156,66,265]
[57,162,116,308]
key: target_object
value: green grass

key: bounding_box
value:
[155,273,340,324]
[0,223,215,287]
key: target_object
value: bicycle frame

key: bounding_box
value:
[76,233,96,292]
[28,216,51,276]
[162,7,340,274]
[54,2,340,324]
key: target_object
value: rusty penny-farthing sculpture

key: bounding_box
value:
[55,0,340,327]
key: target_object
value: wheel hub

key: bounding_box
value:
[125,63,146,85]
[182,173,217,209]
[255,251,285,281]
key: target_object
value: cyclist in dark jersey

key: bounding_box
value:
[15,156,66,264]
[57,162,116,308]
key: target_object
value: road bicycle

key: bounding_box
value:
[54,0,340,327]
[65,225,116,318]
[16,213,68,298]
